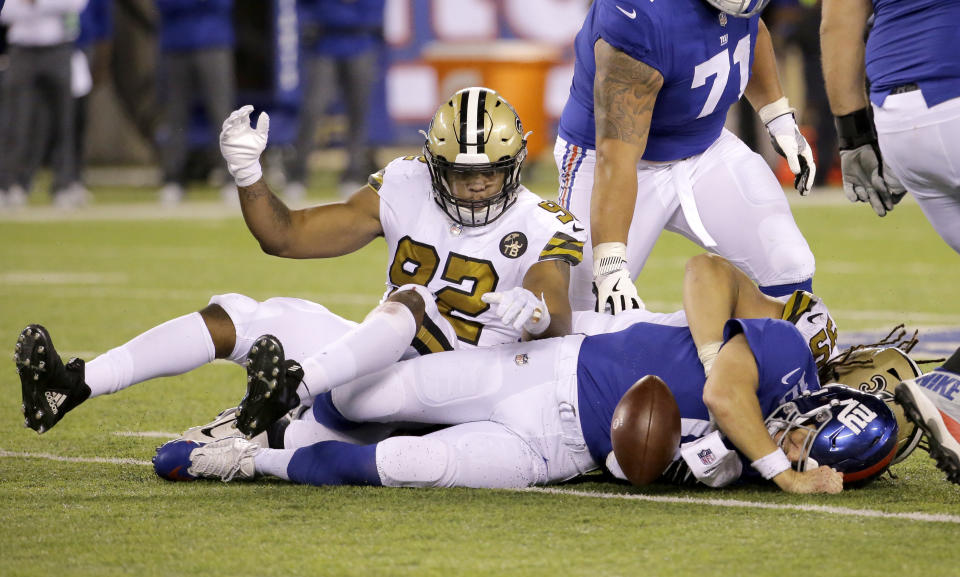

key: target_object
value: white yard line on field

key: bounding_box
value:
[112,431,180,439]
[522,487,960,524]
[0,448,152,467]
[0,447,956,524]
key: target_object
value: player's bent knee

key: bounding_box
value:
[207,293,260,322]
[384,288,426,325]
[376,436,452,488]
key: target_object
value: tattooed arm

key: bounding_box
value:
[238,180,383,258]
[590,39,664,246]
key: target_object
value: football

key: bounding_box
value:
[610,375,682,486]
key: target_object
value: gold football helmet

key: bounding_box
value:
[823,346,924,465]
[423,87,527,226]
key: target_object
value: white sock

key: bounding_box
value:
[297,301,416,402]
[84,312,216,398]
[254,448,295,479]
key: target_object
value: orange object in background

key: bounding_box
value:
[423,41,562,160]
[775,124,843,187]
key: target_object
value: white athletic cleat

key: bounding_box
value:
[178,406,269,447]
[188,437,260,482]
[895,373,960,485]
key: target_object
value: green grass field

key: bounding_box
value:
[1,177,959,577]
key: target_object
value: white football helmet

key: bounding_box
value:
[422,87,527,227]
[703,0,770,17]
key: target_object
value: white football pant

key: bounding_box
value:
[873,91,960,254]
[555,130,815,311]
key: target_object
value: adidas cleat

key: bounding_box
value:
[15,324,91,434]
[895,376,960,485]
[154,438,258,482]
[235,335,302,437]
[178,406,268,447]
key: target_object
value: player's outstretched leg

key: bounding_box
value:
[235,335,302,437]
[895,372,960,485]
[153,438,259,482]
[15,324,91,433]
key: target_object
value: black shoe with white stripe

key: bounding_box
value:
[15,324,91,434]
[235,335,302,437]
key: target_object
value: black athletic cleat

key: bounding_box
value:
[15,324,91,434]
[235,335,302,437]
[895,377,960,485]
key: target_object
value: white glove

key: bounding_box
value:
[592,242,643,315]
[220,105,270,187]
[839,144,907,217]
[760,98,816,196]
[481,287,550,335]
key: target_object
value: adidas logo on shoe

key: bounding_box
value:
[45,391,67,415]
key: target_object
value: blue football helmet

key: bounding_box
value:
[703,0,770,17]
[765,385,899,486]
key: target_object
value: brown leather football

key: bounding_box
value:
[610,375,682,486]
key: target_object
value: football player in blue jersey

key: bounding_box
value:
[153,255,908,494]
[820,0,960,254]
[155,308,906,493]
[555,0,818,314]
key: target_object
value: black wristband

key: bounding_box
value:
[834,108,877,150]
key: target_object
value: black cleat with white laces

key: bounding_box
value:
[235,335,302,437]
[15,324,91,434]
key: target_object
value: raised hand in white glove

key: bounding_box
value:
[481,287,550,335]
[592,242,643,315]
[220,105,270,187]
[760,98,816,195]
[839,144,907,217]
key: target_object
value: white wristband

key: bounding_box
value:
[697,341,723,376]
[751,448,791,480]
[593,242,628,277]
[758,96,794,126]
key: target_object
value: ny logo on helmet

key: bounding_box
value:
[837,399,878,435]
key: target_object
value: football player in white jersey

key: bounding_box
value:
[14,88,585,437]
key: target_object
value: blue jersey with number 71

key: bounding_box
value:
[558,0,759,162]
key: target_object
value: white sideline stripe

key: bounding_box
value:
[521,487,960,524]
[0,449,152,467]
[112,431,180,439]
[0,448,957,524]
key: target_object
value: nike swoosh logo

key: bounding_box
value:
[807,313,823,323]
[200,416,237,438]
[781,367,801,385]
[616,5,637,18]
[612,278,622,291]
[573,224,585,232]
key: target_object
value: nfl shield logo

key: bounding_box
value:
[515,354,529,366]
[698,448,716,465]
[719,13,727,26]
